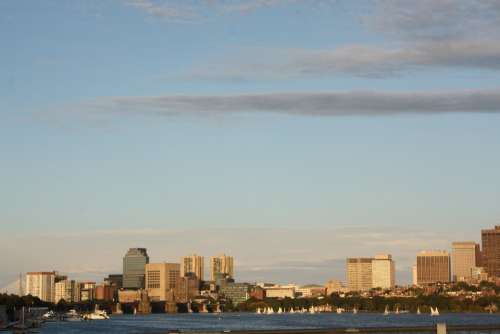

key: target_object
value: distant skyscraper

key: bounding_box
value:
[26,271,56,302]
[123,248,149,289]
[210,254,234,281]
[346,258,373,291]
[452,241,480,281]
[54,279,77,303]
[416,250,450,285]
[371,254,395,289]
[145,262,180,301]
[181,254,204,280]
[482,226,500,277]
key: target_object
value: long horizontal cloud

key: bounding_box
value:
[80,88,500,117]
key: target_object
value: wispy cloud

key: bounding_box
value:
[67,88,500,119]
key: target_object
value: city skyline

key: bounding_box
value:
[2,0,500,291]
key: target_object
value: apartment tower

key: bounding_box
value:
[181,254,204,280]
[210,254,234,281]
[26,271,56,302]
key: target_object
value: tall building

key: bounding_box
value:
[210,254,234,281]
[26,271,56,302]
[482,226,500,277]
[181,254,204,280]
[452,241,480,281]
[416,250,451,285]
[346,258,373,291]
[371,254,396,289]
[145,262,181,301]
[123,248,149,289]
[54,279,78,303]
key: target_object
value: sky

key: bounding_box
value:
[1,0,500,290]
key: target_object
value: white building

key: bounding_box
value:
[26,271,56,302]
[371,254,395,289]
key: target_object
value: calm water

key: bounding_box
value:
[39,313,500,334]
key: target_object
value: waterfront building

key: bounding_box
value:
[250,286,266,300]
[25,271,56,302]
[145,262,181,302]
[220,282,250,305]
[181,254,204,280]
[174,274,200,303]
[296,284,326,297]
[482,226,500,277]
[104,274,123,288]
[324,279,347,295]
[210,254,234,281]
[95,284,117,301]
[416,250,451,285]
[346,258,373,291]
[123,248,149,289]
[79,281,96,301]
[452,241,480,281]
[264,286,295,298]
[54,279,78,303]
[372,254,396,290]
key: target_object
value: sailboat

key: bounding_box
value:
[417,307,421,315]
[353,308,358,315]
[256,308,261,314]
[430,307,439,316]
[289,308,295,314]
[309,306,316,314]
[336,307,343,314]
[395,306,400,315]
[384,305,389,316]
[277,307,283,314]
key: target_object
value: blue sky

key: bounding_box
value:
[1,0,500,288]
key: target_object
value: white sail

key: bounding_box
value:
[384,305,389,315]
[417,307,421,315]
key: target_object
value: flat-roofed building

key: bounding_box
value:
[145,262,180,301]
[210,254,234,281]
[264,286,295,299]
[174,274,200,303]
[347,258,373,291]
[482,226,500,278]
[416,250,450,285]
[325,279,347,295]
[220,282,250,305]
[79,281,96,301]
[181,254,204,280]
[123,248,149,289]
[54,279,78,303]
[452,241,480,281]
[372,254,396,290]
[26,271,56,302]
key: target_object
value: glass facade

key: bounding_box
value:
[123,248,149,289]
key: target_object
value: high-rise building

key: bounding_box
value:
[371,254,396,289]
[123,248,149,289]
[26,271,56,302]
[412,265,418,286]
[346,258,373,291]
[452,241,480,281]
[145,262,181,301]
[482,226,500,277]
[79,281,96,301]
[210,254,234,281]
[416,250,451,285]
[54,279,78,303]
[181,254,204,280]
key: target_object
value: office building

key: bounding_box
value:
[181,254,204,280]
[104,274,123,288]
[416,250,451,285]
[25,271,56,302]
[452,241,480,281]
[79,281,96,301]
[482,226,500,277]
[123,248,149,289]
[372,254,396,289]
[347,258,373,291]
[175,274,200,303]
[210,254,234,281]
[145,262,181,301]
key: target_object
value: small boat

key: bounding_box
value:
[417,307,421,315]
[256,308,261,314]
[309,307,315,314]
[64,309,82,322]
[83,310,109,320]
[395,306,399,315]
[277,307,283,314]
[289,308,295,314]
[384,305,389,316]
[353,308,358,315]
[336,308,344,314]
